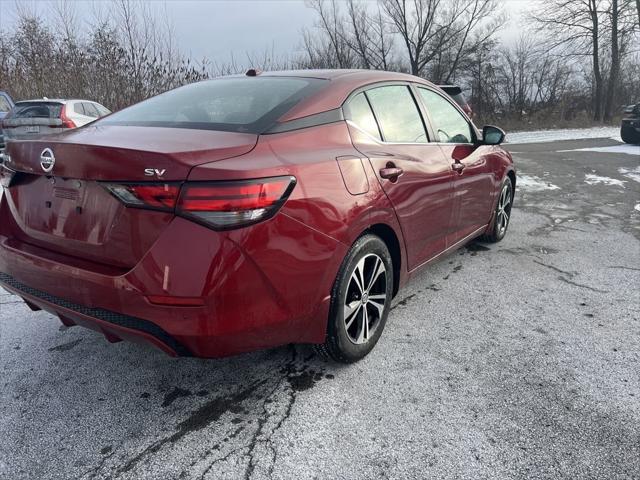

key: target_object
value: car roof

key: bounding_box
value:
[14,99,100,104]
[250,69,438,123]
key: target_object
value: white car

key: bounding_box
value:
[2,99,111,139]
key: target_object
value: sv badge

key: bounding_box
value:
[144,168,166,177]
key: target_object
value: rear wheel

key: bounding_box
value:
[315,234,393,363]
[621,125,640,145]
[479,177,513,243]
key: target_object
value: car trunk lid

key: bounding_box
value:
[2,126,258,268]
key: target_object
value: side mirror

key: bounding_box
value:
[482,125,505,145]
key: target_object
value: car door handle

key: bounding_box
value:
[379,166,404,180]
[452,162,465,173]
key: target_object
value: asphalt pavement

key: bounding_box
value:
[1,136,639,480]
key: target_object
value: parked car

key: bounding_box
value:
[0,91,15,158]
[0,70,514,362]
[2,98,110,140]
[438,85,472,117]
[621,102,640,144]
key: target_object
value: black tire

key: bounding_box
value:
[314,234,393,363]
[478,176,513,243]
[621,125,640,145]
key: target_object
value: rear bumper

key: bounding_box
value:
[0,212,345,358]
[0,272,190,356]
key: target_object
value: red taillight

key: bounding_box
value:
[60,104,76,129]
[102,183,180,211]
[177,176,296,230]
[101,176,296,230]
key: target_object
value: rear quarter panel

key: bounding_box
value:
[187,122,408,334]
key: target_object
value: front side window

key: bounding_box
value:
[343,92,381,140]
[418,88,473,144]
[365,85,427,143]
[99,77,328,133]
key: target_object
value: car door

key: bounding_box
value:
[344,85,455,271]
[416,87,494,244]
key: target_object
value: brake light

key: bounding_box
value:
[177,176,296,229]
[60,104,76,129]
[101,176,296,230]
[102,183,180,211]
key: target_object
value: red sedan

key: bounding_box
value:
[0,70,515,362]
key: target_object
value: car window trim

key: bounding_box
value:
[343,91,383,141]
[413,85,479,145]
[341,81,433,146]
[264,107,344,134]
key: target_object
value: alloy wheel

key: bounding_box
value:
[343,253,387,345]
[497,183,512,237]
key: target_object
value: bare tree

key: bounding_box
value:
[531,0,607,121]
[343,0,395,70]
[304,0,356,68]
[382,0,499,77]
[604,0,620,120]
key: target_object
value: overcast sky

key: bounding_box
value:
[0,0,536,66]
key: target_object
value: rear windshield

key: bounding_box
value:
[9,102,63,119]
[99,77,328,133]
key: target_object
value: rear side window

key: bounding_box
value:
[73,103,85,115]
[0,96,11,112]
[365,86,427,143]
[9,102,63,119]
[82,102,100,118]
[418,88,473,144]
[343,92,381,140]
[99,77,328,133]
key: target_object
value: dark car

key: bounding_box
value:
[438,85,472,117]
[0,70,515,362]
[0,91,15,158]
[621,103,640,144]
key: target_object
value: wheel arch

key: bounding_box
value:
[364,223,401,297]
[507,169,516,193]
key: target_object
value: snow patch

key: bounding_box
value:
[584,174,626,188]
[507,127,620,144]
[619,166,640,183]
[558,144,640,156]
[517,174,560,192]
[635,204,640,212]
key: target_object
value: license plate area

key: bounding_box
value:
[25,126,40,133]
